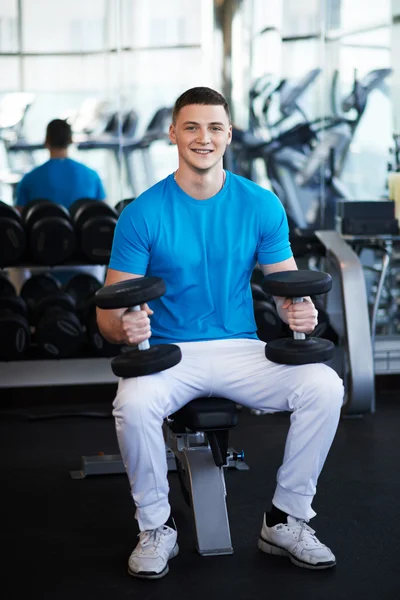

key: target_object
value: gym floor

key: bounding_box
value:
[2,377,399,600]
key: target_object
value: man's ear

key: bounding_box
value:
[169,123,177,145]
[226,124,233,146]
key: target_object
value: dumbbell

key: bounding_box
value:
[85,296,124,357]
[255,282,337,343]
[0,201,26,266]
[95,276,182,377]
[115,198,135,214]
[69,199,118,263]
[20,272,61,322]
[0,276,30,360]
[251,283,285,343]
[250,265,264,286]
[32,291,83,358]
[22,199,76,265]
[262,270,334,365]
[0,273,18,298]
[64,273,120,357]
[64,273,103,313]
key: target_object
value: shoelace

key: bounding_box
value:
[138,525,170,552]
[287,519,322,547]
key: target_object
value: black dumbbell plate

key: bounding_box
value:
[95,277,166,309]
[0,203,25,258]
[265,337,334,365]
[0,312,30,360]
[0,275,17,297]
[111,344,182,377]
[80,215,116,262]
[262,270,332,297]
[65,274,102,312]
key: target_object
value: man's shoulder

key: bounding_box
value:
[19,161,50,185]
[228,172,279,203]
[66,158,100,178]
[120,175,172,217]
[130,176,171,206]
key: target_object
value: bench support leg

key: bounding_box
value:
[178,446,234,556]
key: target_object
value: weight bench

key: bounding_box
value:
[164,397,248,556]
[71,397,249,556]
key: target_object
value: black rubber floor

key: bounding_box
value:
[2,381,400,600]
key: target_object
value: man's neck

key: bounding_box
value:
[174,166,226,200]
[49,148,68,159]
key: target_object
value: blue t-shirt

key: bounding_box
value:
[16,158,106,209]
[109,171,292,344]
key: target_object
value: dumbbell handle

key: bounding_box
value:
[130,305,150,351]
[292,297,306,341]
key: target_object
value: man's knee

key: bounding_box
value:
[300,363,344,411]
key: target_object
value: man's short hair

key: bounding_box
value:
[172,87,231,124]
[45,119,72,149]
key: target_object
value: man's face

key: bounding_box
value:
[169,104,232,173]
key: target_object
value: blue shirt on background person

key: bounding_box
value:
[16,157,106,208]
[15,118,106,209]
[13,118,107,285]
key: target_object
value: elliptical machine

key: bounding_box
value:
[229,68,392,231]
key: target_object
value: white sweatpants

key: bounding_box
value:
[112,338,344,531]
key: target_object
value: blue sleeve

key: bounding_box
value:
[16,176,30,207]
[257,191,293,264]
[108,199,150,274]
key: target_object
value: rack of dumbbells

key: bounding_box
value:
[0,198,132,388]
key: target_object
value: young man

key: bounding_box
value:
[97,87,344,579]
[16,118,106,209]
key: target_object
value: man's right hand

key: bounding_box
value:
[121,303,154,345]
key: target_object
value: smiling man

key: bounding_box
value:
[96,87,344,580]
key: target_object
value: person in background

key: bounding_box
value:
[15,118,106,209]
[14,118,107,285]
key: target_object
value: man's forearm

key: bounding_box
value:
[96,308,126,344]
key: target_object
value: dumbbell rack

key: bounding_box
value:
[0,262,118,389]
[0,356,117,388]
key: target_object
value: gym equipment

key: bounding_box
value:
[336,200,399,236]
[32,291,83,358]
[121,107,172,194]
[262,270,334,364]
[95,276,182,377]
[230,68,392,231]
[163,398,248,556]
[69,199,118,263]
[64,273,102,313]
[0,274,18,297]
[251,282,284,342]
[71,396,249,557]
[0,201,26,266]
[250,265,264,286]
[84,297,122,357]
[22,199,76,265]
[115,198,135,214]
[0,278,30,360]
[64,273,120,357]
[76,109,139,196]
[20,273,61,321]
[253,299,284,343]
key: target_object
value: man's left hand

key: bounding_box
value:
[276,296,318,334]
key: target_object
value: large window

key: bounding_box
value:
[0,0,215,203]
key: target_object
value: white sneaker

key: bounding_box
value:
[128,523,179,579]
[258,514,336,570]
